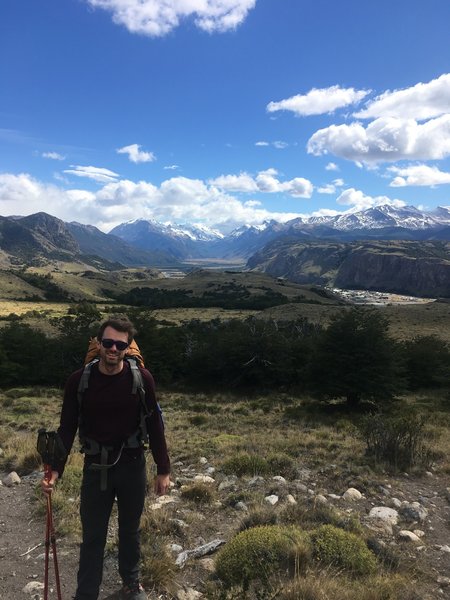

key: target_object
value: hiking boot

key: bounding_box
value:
[121,580,147,599]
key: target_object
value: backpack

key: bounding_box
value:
[77,339,152,490]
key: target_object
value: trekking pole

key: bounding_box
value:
[43,463,63,600]
[37,430,67,600]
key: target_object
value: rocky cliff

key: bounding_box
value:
[248,239,450,297]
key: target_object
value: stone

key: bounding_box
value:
[286,494,297,505]
[272,475,287,485]
[437,576,450,587]
[199,457,208,465]
[398,530,421,543]
[247,476,265,487]
[170,544,183,554]
[194,475,215,484]
[218,477,237,491]
[291,480,308,493]
[265,494,279,506]
[235,501,248,512]
[390,498,402,509]
[400,501,428,522]
[368,507,399,525]
[23,581,45,594]
[2,471,21,487]
[315,494,328,505]
[342,487,362,501]
[176,539,225,567]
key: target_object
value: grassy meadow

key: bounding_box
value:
[1,384,449,599]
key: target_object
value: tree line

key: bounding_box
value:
[0,303,449,405]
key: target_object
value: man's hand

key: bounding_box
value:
[41,470,59,495]
[154,473,170,496]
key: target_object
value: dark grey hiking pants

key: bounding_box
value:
[74,452,147,600]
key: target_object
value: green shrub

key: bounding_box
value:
[281,503,363,534]
[238,506,279,531]
[359,413,435,471]
[180,482,215,504]
[311,524,377,575]
[222,452,270,476]
[215,525,311,591]
[267,453,296,478]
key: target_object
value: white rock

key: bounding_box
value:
[2,471,21,487]
[437,576,450,587]
[272,475,287,485]
[170,544,183,554]
[286,494,297,505]
[398,530,421,543]
[315,494,328,505]
[390,498,402,508]
[194,475,215,484]
[413,529,425,538]
[247,476,265,487]
[439,545,450,553]
[342,488,362,501]
[235,501,248,512]
[205,467,215,475]
[23,581,45,594]
[328,494,341,500]
[265,494,279,506]
[400,501,428,522]
[218,477,237,491]
[199,457,208,465]
[368,507,399,525]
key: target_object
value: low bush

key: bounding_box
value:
[359,412,436,471]
[215,525,311,591]
[280,502,363,535]
[222,452,270,477]
[311,524,377,576]
[180,482,215,504]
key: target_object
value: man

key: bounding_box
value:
[42,317,170,600]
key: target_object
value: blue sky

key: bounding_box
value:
[1,0,450,233]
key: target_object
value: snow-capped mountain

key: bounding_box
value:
[108,205,450,261]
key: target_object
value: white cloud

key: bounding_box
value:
[307,115,450,164]
[63,165,120,183]
[336,188,405,211]
[85,0,256,37]
[0,172,303,233]
[355,73,450,121]
[210,168,313,198]
[273,140,288,149]
[164,164,180,170]
[317,178,344,195]
[42,151,66,161]
[255,141,269,146]
[325,162,339,171]
[267,85,370,117]
[209,173,258,192]
[117,143,155,163]
[388,164,450,187]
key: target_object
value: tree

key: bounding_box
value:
[402,335,450,390]
[309,308,403,407]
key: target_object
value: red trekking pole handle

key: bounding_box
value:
[43,464,62,600]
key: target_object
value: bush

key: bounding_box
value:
[222,452,270,477]
[311,524,377,576]
[281,503,363,534]
[180,482,215,504]
[359,412,435,471]
[215,525,311,591]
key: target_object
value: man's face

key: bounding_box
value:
[97,326,129,368]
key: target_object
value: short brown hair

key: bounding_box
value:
[97,317,136,343]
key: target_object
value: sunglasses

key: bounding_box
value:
[101,338,129,351]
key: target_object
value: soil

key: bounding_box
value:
[1,468,450,600]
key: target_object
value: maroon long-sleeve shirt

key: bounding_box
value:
[54,361,170,476]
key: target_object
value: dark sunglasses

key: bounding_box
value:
[101,338,129,351]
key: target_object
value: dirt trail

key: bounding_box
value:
[0,472,120,600]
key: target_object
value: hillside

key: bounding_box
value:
[247,239,450,298]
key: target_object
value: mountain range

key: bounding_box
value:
[1,205,450,297]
